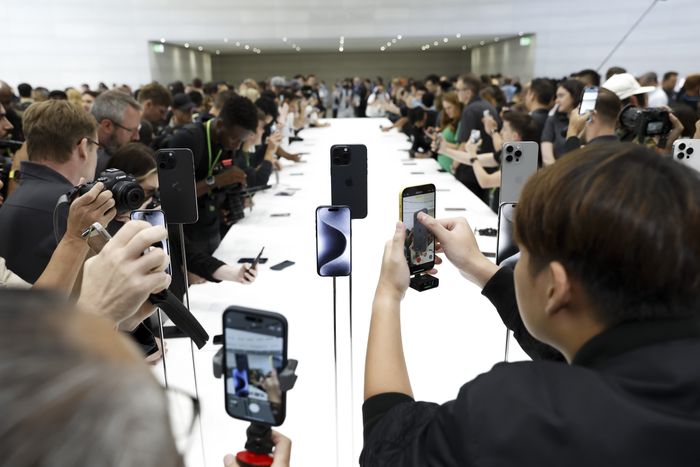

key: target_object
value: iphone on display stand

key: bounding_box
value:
[500,141,539,205]
[316,206,351,277]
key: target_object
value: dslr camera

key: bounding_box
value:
[619,105,673,147]
[74,168,144,213]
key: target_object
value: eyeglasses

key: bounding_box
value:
[165,386,200,454]
[84,137,104,149]
[109,119,141,135]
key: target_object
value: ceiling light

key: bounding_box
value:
[380,46,386,51]
[235,41,240,47]
[340,36,344,41]
[339,47,344,52]
[518,32,524,36]
[296,47,301,51]
[282,37,287,42]
[216,50,221,55]
[397,35,402,40]
[480,41,485,46]
[462,45,467,50]
[160,38,166,43]
[392,38,397,43]
[426,44,430,49]
[292,43,296,48]
[184,43,190,48]
[386,41,391,46]
[224,38,229,43]
[443,37,449,43]
[456,33,462,38]
[494,37,500,42]
[244,44,250,50]
[433,41,438,46]
[198,46,203,51]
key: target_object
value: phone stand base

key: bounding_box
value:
[235,423,274,467]
[410,273,439,292]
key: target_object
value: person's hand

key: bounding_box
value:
[417,212,498,288]
[567,106,588,138]
[267,130,283,152]
[695,119,700,139]
[464,139,481,159]
[65,181,116,242]
[223,431,291,467]
[376,222,411,301]
[482,114,498,135]
[273,160,283,171]
[666,112,684,146]
[77,220,171,326]
[216,167,247,188]
[212,264,257,284]
[187,271,207,285]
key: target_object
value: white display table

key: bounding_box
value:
[155,118,529,467]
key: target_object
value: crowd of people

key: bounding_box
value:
[0,63,699,466]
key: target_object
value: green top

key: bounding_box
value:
[437,123,458,172]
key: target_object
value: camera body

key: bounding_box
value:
[77,168,144,214]
[619,105,672,143]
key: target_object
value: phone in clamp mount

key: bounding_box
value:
[400,184,439,292]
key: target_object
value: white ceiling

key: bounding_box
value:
[159,34,524,55]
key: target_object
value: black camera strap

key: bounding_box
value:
[149,289,209,349]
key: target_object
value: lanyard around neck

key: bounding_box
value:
[206,119,223,177]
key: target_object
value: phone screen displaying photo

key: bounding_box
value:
[402,186,436,273]
[579,86,599,115]
[130,210,171,275]
[316,206,351,277]
[224,310,286,426]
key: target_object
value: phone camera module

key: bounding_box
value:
[677,152,685,160]
[687,147,694,155]
[505,155,514,163]
[158,152,177,170]
[679,143,686,150]
[332,147,351,165]
[505,145,513,153]
[514,150,522,157]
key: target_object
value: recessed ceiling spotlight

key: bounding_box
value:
[160,38,166,43]
[426,44,430,49]
[462,45,467,50]
[224,38,229,43]
[386,41,391,46]
[456,33,462,38]
[443,37,449,43]
[198,46,203,51]
[235,41,241,47]
[244,45,250,50]
[296,47,301,51]
[433,41,438,46]
[216,50,221,55]
[494,37,500,42]
[340,36,344,41]
[339,47,344,52]
[392,38,397,43]
[380,46,386,51]
[480,41,485,46]
[518,32,524,36]
[282,37,287,42]
[292,43,297,48]
[397,35,402,40]
[184,43,190,48]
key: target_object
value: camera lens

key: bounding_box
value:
[112,181,145,213]
[505,145,513,153]
[505,155,513,163]
[687,147,694,155]
[677,152,685,160]
[679,143,686,150]
[514,150,522,157]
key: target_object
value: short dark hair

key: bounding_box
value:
[17,83,32,98]
[662,71,678,82]
[574,69,601,87]
[502,111,538,141]
[424,74,440,85]
[48,90,68,100]
[192,78,203,88]
[255,97,279,120]
[515,143,700,324]
[559,79,586,106]
[458,74,482,94]
[408,107,426,125]
[605,66,627,80]
[593,88,622,125]
[187,91,203,107]
[138,82,172,107]
[203,81,218,96]
[528,78,555,106]
[219,95,259,132]
[106,142,156,179]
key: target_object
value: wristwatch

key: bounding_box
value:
[205,175,216,187]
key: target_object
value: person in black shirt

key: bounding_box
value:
[524,78,555,141]
[0,100,116,283]
[166,95,258,255]
[362,143,700,466]
[541,79,584,164]
[137,82,172,146]
[562,87,621,155]
[234,109,283,188]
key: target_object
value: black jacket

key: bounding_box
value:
[361,268,700,466]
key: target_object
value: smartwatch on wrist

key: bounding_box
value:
[205,175,216,187]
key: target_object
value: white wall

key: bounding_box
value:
[1,0,699,89]
[471,36,537,82]
[148,43,212,86]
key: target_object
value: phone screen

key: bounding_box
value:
[496,203,519,267]
[401,185,436,274]
[224,308,287,426]
[579,86,599,115]
[130,210,171,275]
[316,206,351,276]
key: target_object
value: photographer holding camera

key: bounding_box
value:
[362,143,700,466]
[0,99,117,284]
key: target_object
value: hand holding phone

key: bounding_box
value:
[400,184,436,275]
[130,210,172,275]
[247,247,265,273]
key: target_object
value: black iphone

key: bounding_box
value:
[155,148,199,224]
[330,144,367,219]
[400,184,436,275]
[316,205,351,277]
[223,306,288,426]
[496,202,519,268]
